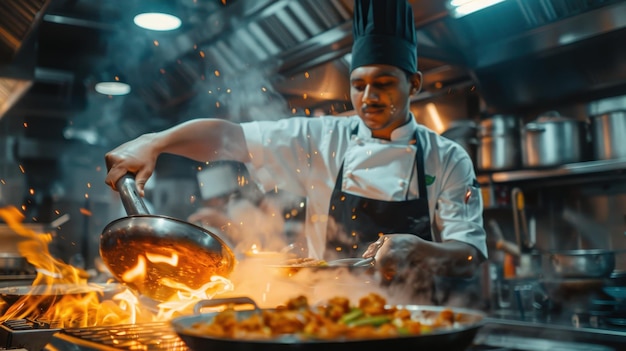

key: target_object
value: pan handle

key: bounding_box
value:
[116,173,150,216]
[193,296,260,314]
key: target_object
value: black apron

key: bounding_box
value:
[325,130,431,260]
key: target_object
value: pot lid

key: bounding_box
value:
[535,116,577,123]
[534,111,580,124]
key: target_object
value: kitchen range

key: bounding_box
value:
[5,319,623,351]
[0,279,624,351]
[0,199,625,351]
[1,233,625,351]
[1,263,626,351]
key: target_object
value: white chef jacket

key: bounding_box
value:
[240,114,487,260]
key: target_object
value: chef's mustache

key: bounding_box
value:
[361,103,386,111]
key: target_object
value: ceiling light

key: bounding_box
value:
[449,0,507,18]
[94,69,131,96]
[133,13,181,31]
[94,81,131,96]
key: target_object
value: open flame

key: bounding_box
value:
[0,205,233,327]
[0,204,383,330]
[122,255,147,283]
[146,252,179,266]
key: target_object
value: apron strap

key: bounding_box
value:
[415,135,427,200]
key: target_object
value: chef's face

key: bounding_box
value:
[350,64,422,140]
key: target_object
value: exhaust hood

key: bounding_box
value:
[414,0,626,112]
[0,0,52,119]
[190,0,626,114]
[2,0,624,128]
[0,38,36,118]
[0,76,32,118]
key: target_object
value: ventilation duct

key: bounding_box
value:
[0,0,52,119]
[415,0,626,111]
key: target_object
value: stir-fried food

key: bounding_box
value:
[284,257,328,267]
[276,257,330,276]
[187,293,465,340]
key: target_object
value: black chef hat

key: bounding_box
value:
[350,0,417,74]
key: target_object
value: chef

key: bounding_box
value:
[105,0,487,302]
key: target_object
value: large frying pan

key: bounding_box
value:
[100,174,236,302]
[170,297,486,351]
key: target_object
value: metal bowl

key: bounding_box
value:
[0,283,124,315]
[544,249,615,279]
[0,253,32,271]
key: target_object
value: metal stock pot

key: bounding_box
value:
[589,110,626,160]
[521,114,588,168]
[543,249,615,279]
[477,114,521,171]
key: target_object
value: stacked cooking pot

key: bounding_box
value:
[521,112,591,168]
[477,115,522,171]
[477,112,594,171]
[588,95,626,161]
[538,249,618,313]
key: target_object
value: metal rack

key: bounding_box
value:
[477,158,626,186]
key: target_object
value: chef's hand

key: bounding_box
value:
[363,234,481,283]
[363,234,440,287]
[104,133,160,196]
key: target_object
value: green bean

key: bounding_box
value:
[347,315,391,327]
[339,308,364,324]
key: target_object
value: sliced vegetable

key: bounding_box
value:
[397,327,410,335]
[339,308,364,324]
[347,315,392,327]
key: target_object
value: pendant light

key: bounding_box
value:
[94,67,131,96]
[132,0,182,32]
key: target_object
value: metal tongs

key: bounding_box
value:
[511,187,537,277]
[511,187,532,251]
[326,257,375,267]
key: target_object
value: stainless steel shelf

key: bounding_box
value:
[477,158,626,184]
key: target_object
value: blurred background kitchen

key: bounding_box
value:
[1,0,626,317]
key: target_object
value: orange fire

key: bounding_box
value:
[0,205,233,327]
[0,204,380,330]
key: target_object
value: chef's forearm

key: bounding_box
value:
[420,240,482,278]
[153,118,250,162]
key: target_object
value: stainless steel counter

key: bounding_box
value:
[475,318,626,351]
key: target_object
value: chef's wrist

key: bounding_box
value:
[149,131,168,154]
[413,240,480,278]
